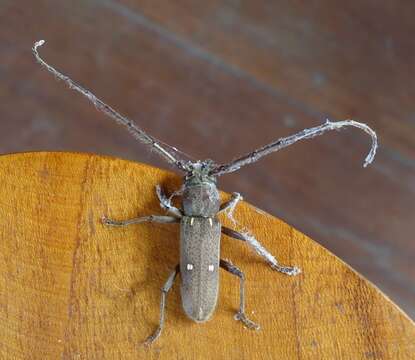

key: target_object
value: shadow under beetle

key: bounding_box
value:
[33,40,378,345]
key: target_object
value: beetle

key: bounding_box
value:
[33,40,378,345]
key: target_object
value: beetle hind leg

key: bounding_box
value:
[220,259,260,331]
[234,311,260,330]
[143,264,180,346]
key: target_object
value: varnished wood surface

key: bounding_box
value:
[0,152,414,360]
[0,1,414,322]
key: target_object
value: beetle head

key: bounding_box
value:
[182,160,220,216]
[184,160,217,186]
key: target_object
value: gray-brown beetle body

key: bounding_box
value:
[32,39,378,345]
[180,180,221,322]
[180,216,221,322]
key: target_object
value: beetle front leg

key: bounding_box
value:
[102,215,179,227]
[144,264,180,346]
[155,185,183,218]
[220,259,260,330]
[222,227,301,276]
[218,192,242,214]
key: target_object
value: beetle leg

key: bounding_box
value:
[220,259,260,330]
[222,226,301,276]
[144,264,180,346]
[155,185,183,218]
[102,215,179,227]
[218,192,242,214]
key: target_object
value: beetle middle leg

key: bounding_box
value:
[220,259,260,330]
[103,186,182,227]
[222,226,301,276]
[103,215,179,227]
[144,264,180,346]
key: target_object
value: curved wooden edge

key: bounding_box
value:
[0,152,413,360]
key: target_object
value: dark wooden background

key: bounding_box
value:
[1,1,414,319]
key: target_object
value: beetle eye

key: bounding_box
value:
[186,264,194,271]
[208,265,214,272]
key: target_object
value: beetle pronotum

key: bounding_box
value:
[33,40,378,345]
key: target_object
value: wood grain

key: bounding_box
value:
[0,152,413,359]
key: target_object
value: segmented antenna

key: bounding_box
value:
[32,40,189,172]
[210,120,378,176]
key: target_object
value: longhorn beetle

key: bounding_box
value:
[33,40,378,345]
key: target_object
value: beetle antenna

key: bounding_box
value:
[32,40,190,172]
[210,119,378,177]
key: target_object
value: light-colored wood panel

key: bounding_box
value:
[0,152,413,359]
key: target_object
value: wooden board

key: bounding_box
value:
[0,152,413,359]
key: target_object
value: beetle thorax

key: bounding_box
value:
[182,160,220,217]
